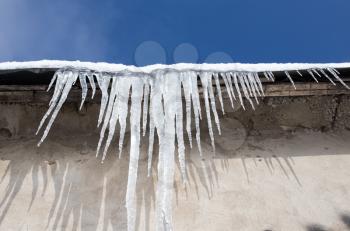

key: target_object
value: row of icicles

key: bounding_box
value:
[36,67,348,231]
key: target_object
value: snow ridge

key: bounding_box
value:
[36,66,349,231]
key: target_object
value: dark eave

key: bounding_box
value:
[1,67,350,103]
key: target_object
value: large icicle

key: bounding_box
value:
[37,71,78,146]
[96,74,111,127]
[155,71,178,231]
[207,73,221,135]
[35,64,350,231]
[116,79,132,158]
[126,79,143,231]
[96,76,117,159]
[142,83,150,136]
[200,73,216,151]
[190,72,203,156]
[175,75,187,182]
[181,72,193,148]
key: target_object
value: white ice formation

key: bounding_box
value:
[32,62,349,231]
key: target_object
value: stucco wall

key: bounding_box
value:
[0,96,350,230]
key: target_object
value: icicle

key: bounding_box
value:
[284,71,296,89]
[175,74,186,183]
[327,68,350,89]
[96,73,111,127]
[214,73,225,114]
[190,72,202,156]
[142,83,150,136]
[148,72,165,175]
[221,73,234,108]
[117,79,132,158]
[237,73,255,110]
[296,70,303,76]
[226,73,237,100]
[242,74,253,97]
[49,71,65,106]
[307,69,319,83]
[249,73,261,97]
[247,73,259,104]
[102,88,121,160]
[126,79,143,231]
[147,116,155,176]
[47,71,58,92]
[319,69,336,85]
[331,68,340,75]
[79,73,88,110]
[207,73,221,135]
[232,72,245,110]
[268,71,275,82]
[200,73,216,150]
[181,72,193,148]
[37,72,68,135]
[38,71,78,146]
[312,69,322,78]
[37,64,350,231]
[155,72,177,231]
[87,73,96,99]
[96,76,118,160]
[253,72,265,97]
[263,72,271,81]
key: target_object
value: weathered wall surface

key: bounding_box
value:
[0,95,350,230]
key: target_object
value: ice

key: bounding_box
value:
[181,72,193,148]
[87,73,96,99]
[37,70,78,146]
[47,71,58,92]
[37,72,67,135]
[254,73,265,97]
[200,73,216,150]
[78,72,88,110]
[307,69,319,83]
[175,79,186,182]
[284,71,296,89]
[226,73,236,100]
[263,72,271,81]
[142,84,150,136]
[312,69,322,77]
[35,64,350,231]
[96,74,111,127]
[96,77,117,159]
[319,69,336,85]
[238,73,255,110]
[116,79,132,158]
[207,74,221,135]
[214,73,225,115]
[222,73,234,108]
[327,68,350,89]
[190,72,203,156]
[232,72,245,110]
[126,79,143,231]
[296,70,303,76]
[267,71,275,82]
[243,74,253,97]
[247,73,259,104]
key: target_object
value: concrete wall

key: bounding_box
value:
[0,95,350,230]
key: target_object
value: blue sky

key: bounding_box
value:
[0,0,349,65]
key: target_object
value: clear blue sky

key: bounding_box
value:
[0,0,349,65]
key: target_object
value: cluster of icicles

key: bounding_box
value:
[36,66,348,231]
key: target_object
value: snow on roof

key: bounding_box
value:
[0,60,350,73]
